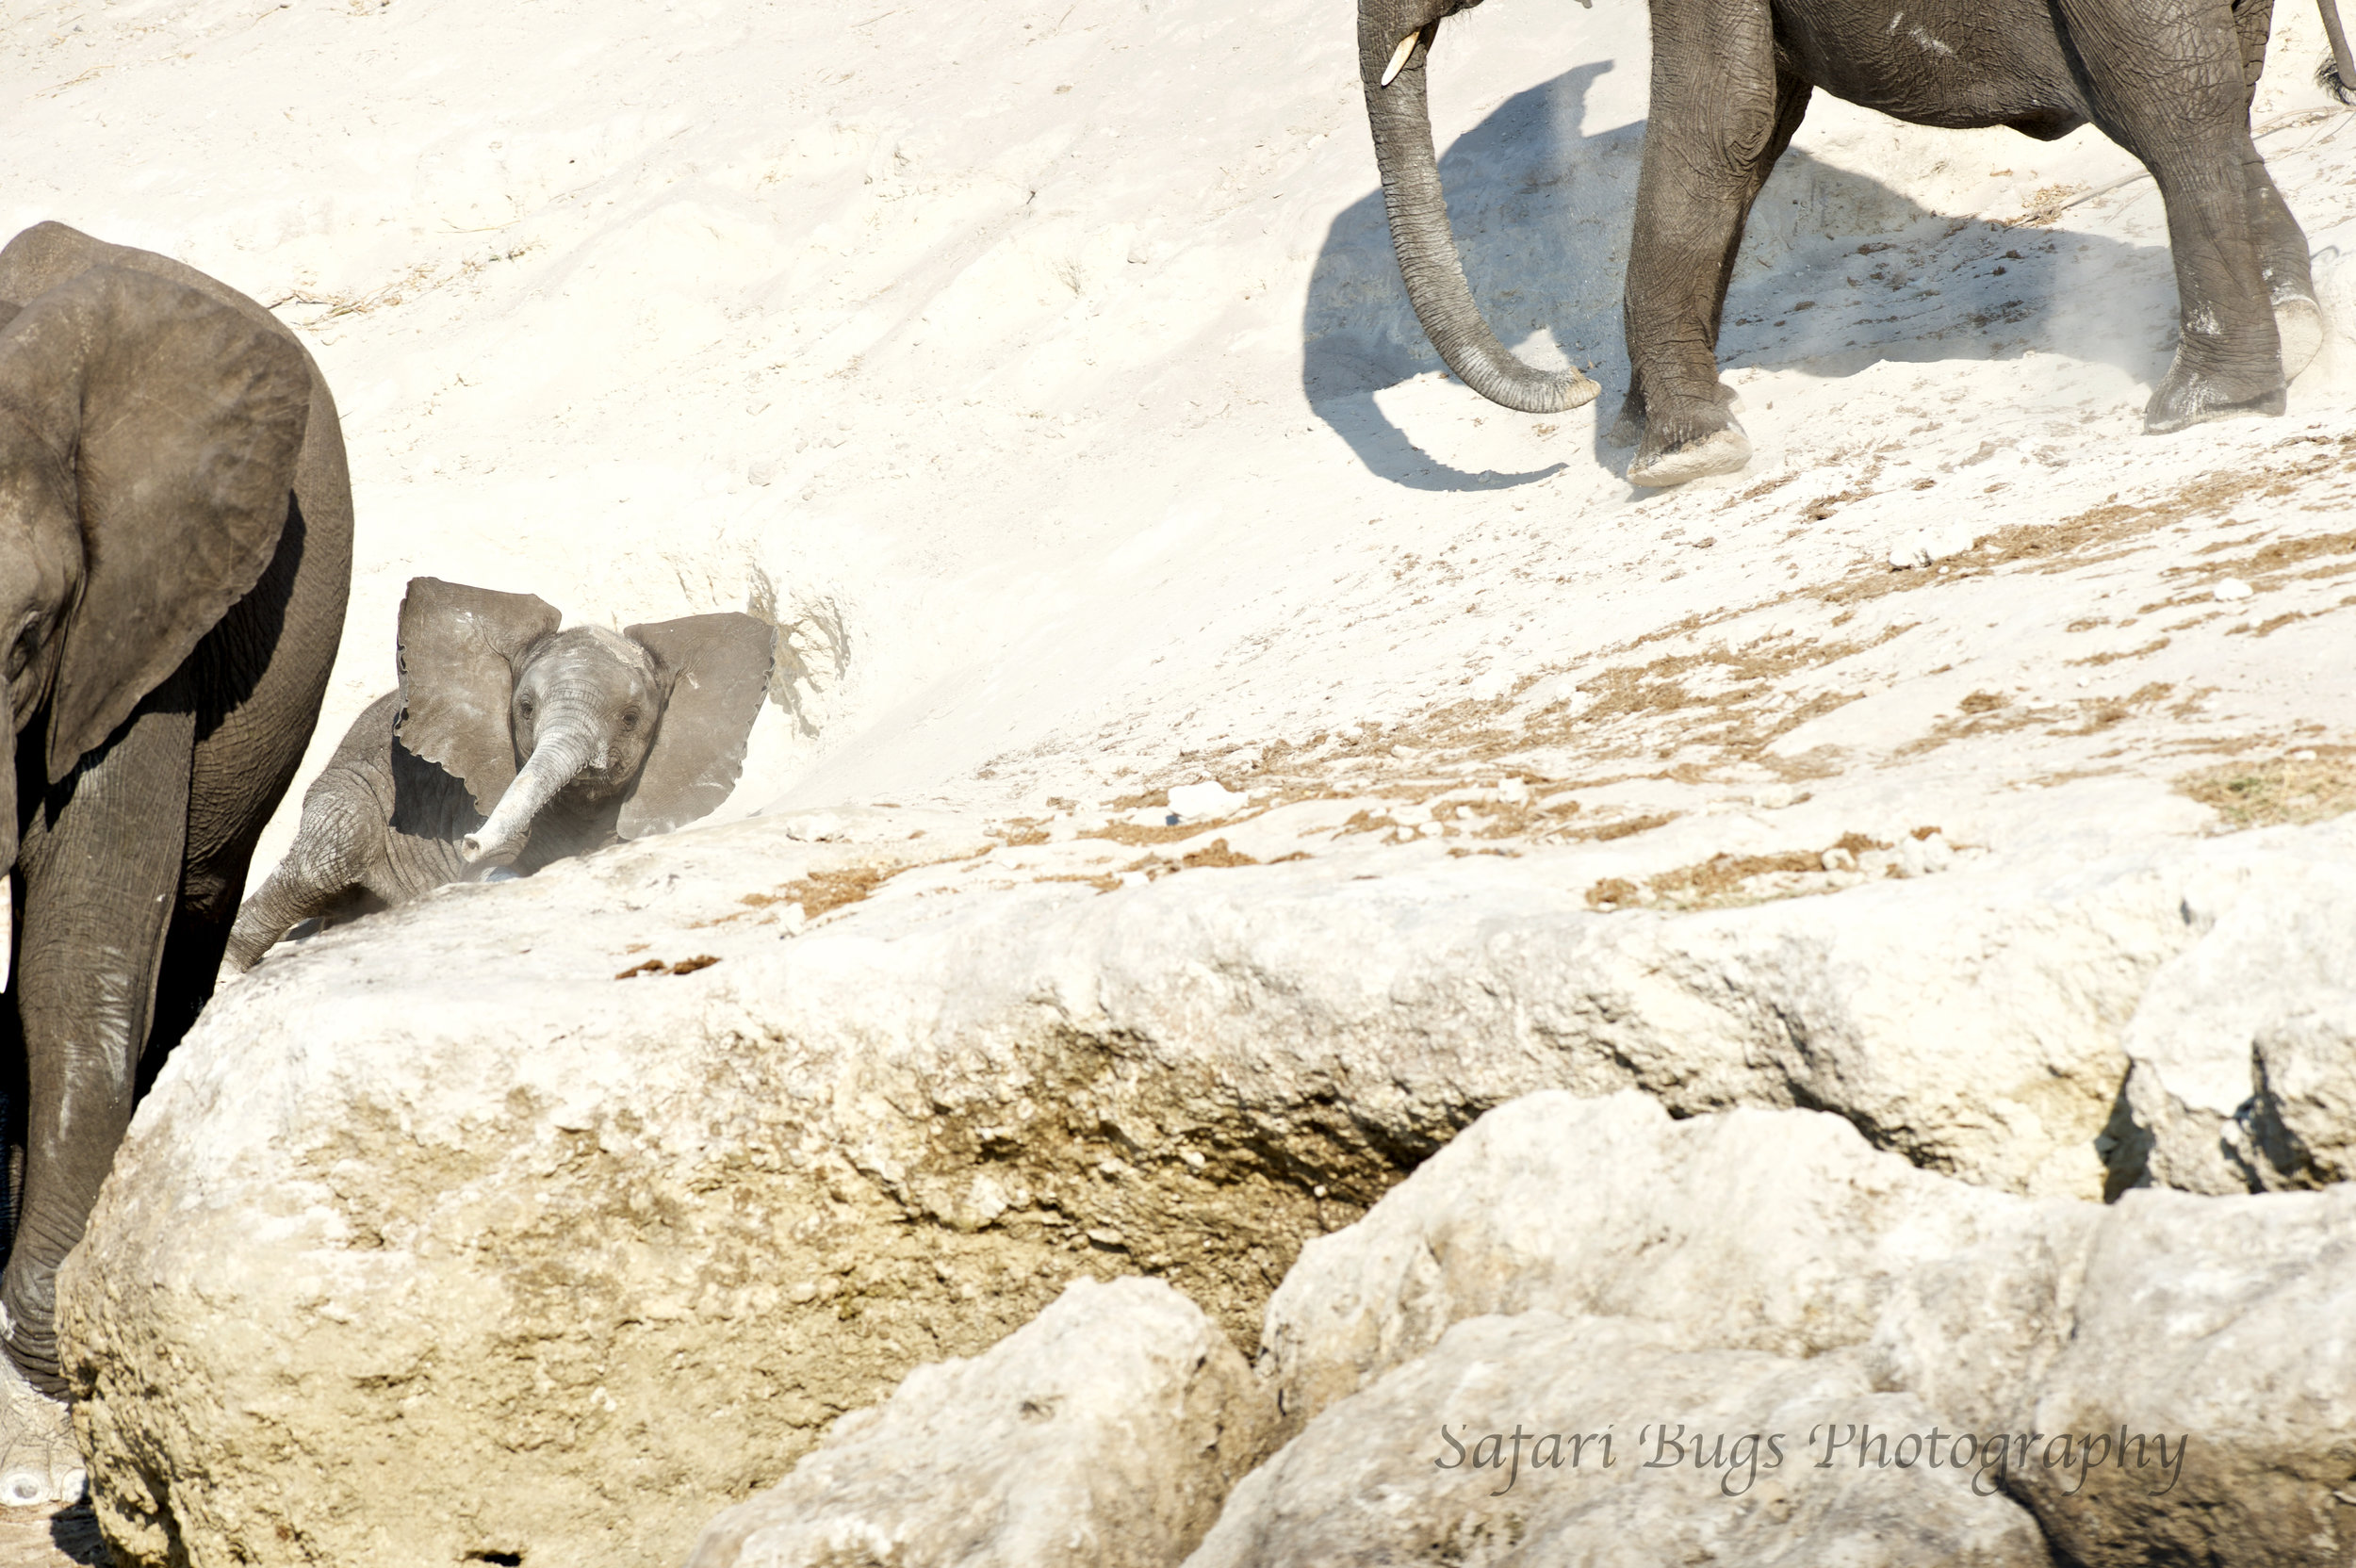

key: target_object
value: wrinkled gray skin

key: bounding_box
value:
[1362,0,2344,485]
[0,223,352,1501]
[227,580,774,971]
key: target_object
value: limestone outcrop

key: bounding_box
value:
[685,1277,1272,1568]
[1249,1091,2356,1567]
[2118,858,2356,1194]
[1187,1315,2055,1568]
[56,813,2356,1567]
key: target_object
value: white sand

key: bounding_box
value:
[4,0,2352,886]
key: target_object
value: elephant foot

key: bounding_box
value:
[2276,294,2324,382]
[1608,381,1741,452]
[0,1353,83,1511]
[1628,424,1751,488]
[2143,354,2286,435]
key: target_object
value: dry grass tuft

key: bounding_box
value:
[2176,753,2356,831]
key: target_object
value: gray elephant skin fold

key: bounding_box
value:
[228,579,774,970]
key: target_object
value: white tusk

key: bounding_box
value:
[1379,28,1421,88]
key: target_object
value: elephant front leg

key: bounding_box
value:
[1,695,192,1508]
[1618,2,1809,487]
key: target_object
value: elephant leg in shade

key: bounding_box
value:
[1,679,198,1509]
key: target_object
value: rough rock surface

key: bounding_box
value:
[1258,1091,2356,1566]
[57,812,2356,1568]
[685,1276,1272,1568]
[1877,1184,2356,1568]
[2119,859,2356,1194]
[1256,1091,2031,1427]
[1186,1315,2053,1568]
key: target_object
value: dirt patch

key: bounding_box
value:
[2176,753,2356,831]
[2163,525,2356,585]
[1815,433,2356,611]
[614,955,720,980]
[1178,838,1260,870]
[1086,818,1228,847]
[2068,636,2170,667]
[1584,828,1941,912]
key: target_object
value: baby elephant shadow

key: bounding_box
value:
[228,578,774,969]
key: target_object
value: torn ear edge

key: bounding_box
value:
[616,612,777,841]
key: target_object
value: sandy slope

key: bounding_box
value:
[4,0,2351,891]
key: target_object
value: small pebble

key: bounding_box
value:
[2213,578,2254,601]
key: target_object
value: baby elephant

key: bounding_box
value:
[228,578,774,968]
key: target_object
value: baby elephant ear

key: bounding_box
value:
[396,578,561,815]
[619,612,776,840]
[6,265,312,782]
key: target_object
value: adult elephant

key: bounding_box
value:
[0,222,352,1504]
[1359,0,2353,485]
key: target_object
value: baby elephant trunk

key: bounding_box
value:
[461,721,598,868]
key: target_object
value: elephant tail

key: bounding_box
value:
[2319,0,2356,104]
[1359,13,1600,415]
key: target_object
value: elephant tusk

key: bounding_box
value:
[1379,28,1424,89]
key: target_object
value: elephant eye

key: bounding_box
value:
[517,694,534,716]
[620,709,640,730]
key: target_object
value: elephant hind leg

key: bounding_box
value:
[2221,0,2323,379]
[224,763,387,972]
[1619,0,1812,486]
[2059,0,2286,430]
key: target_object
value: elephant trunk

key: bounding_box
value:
[2319,0,2356,103]
[461,710,598,868]
[1359,10,1599,414]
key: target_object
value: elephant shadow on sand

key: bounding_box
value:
[1301,61,2178,491]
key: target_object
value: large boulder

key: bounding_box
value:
[685,1276,1273,1568]
[2117,858,2356,1194]
[1878,1184,2356,1568]
[1186,1315,2054,1568]
[57,813,2356,1566]
[1255,1090,2034,1427]
[1253,1091,2356,1566]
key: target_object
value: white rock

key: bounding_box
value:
[58,817,2356,1564]
[1260,1089,2356,1567]
[1257,1093,2026,1425]
[1872,1181,2356,1563]
[2212,578,2255,601]
[2239,1001,2356,1187]
[2009,1185,2356,1564]
[1166,781,1249,822]
[2119,855,2356,1193]
[685,1277,1272,1568]
[1188,1315,2053,1568]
